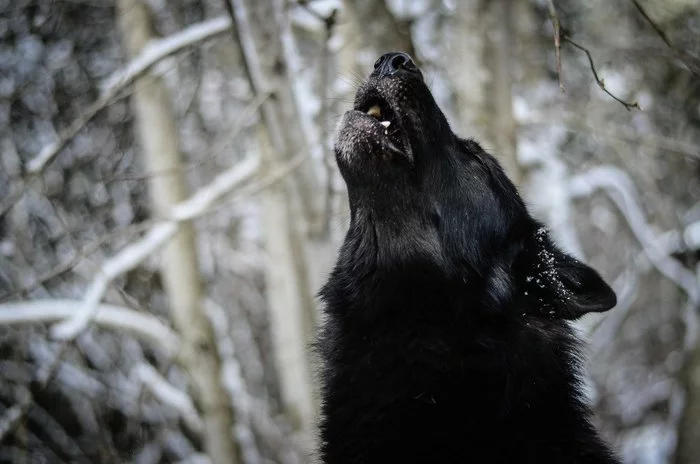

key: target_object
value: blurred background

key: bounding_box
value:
[0,0,699,462]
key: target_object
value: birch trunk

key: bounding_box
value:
[116,1,238,462]
[227,0,318,444]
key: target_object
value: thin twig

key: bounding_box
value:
[630,0,700,77]
[546,0,565,92]
[630,0,671,47]
[563,36,641,111]
[545,1,641,110]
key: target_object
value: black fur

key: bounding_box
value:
[317,53,620,463]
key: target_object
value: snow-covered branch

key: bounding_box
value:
[569,165,699,304]
[570,165,700,350]
[25,16,232,176]
[0,300,180,355]
[101,16,231,96]
[654,221,700,256]
[131,363,203,433]
[169,154,260,221]
[50,223,178,339]
[49,154,260,341]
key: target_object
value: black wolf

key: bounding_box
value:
[317,52,619,463]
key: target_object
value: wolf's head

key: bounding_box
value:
[333,52,616,320]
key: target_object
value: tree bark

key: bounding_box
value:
[116,1,238,463]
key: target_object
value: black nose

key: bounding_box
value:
[373,52,420,78]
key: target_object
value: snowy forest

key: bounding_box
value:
[0,0,699,462]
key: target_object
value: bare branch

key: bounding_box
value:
[563,36,641,111]
[0,300,181,355]
[630,0,700,77]
[544,1,641,110]
[102,17,232,99]
[630,0,671,48]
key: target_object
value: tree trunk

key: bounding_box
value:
[227,0,319,444]
[484,0,520,185]
[116,1,238,463]
[258,127,317,440]
[448,0,521,184]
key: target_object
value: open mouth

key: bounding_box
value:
[357,96,410,158]
[363,101,394,132]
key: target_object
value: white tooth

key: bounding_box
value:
[367,105,381,118]
[380,121,391,128]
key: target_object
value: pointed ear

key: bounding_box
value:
[555,253,617,318]
[517,227,616,320]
